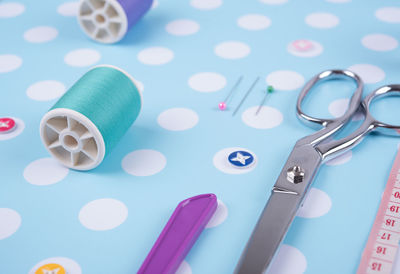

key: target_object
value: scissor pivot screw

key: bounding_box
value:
[287,166,305,184]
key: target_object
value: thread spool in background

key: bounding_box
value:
[77,0,153,43]
[40,65,142,170]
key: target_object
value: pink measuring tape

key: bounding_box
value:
[358,149,400,274]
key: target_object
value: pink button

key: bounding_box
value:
[292,40,313,51]
[0,118,16,133]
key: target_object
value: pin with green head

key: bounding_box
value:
[255,85,274,115]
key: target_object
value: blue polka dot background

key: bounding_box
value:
[1,0,400,273]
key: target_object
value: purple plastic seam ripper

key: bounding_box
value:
[138,194,218,274]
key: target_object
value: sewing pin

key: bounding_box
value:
[255,85,274,115]
[232,77,260,116]
[218,76,243,111]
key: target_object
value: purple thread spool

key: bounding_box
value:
[78,0,153,44]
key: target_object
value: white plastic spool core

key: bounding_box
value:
[78,0,128,43]
[40,108,106,170]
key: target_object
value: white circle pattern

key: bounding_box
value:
[0,54,22,73]
[23,158,69,185]
[64,49,101,66]
[26,80,66,101]
[214,41,251,59]
[79,198,128,231]
[362,34,398,51]
[305,12,339,28]
[0,208,21,240]
[122,149,167,176]
[190,0,222,10]
[166,19,200,36]
[137,47,174,65]
[237,14,271,30]
[375,7,400,23]
[188,72,226,92]
[23,26,58,43]
[0,2,25,18]
[157,108,199,131]
[266,70,304,90]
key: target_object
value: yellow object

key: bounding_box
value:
[35,263,66,274]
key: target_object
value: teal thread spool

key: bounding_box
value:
[40,65,142,170]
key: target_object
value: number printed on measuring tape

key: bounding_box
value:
[358,149,400,274]
[367,260,392,274]
[377,229,400,246]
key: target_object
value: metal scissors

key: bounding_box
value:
[235,69,400,274]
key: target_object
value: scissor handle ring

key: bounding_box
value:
[296,69,364,128]
[364,84,400,136]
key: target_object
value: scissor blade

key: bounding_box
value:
[234,191,302,274]
[235,144,322,274]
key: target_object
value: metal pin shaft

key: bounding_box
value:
[223,75,243,103]
[255,85,274,115]
[232,77,260,116]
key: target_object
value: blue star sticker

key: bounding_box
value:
[228,151,254,168]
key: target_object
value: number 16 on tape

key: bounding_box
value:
[358,149,400,274]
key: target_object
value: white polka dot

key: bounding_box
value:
[0,54,22,73]
[326,150,352,166]
[0,208,21,240]
[328,98,349,118]
[151,0,159,9]
[188,72,226,92]
[287,40,323,58]
[214,41,250,59]
[0,2,25,18]
[213,147,257,174]
[137,47,174,65]
[375,7,400,23]
[23,158,69,185]
[29,257,81,274]
[326,0,350,2]
[64,49,101,67]
[23,26,58,43]
[362,34,398,51]
[259,0,288,5]
[348,64,385,84]
[79,198,128,231]
[0,117,24,141]
[176,261,192,274]
[237,14,271,30]
[26,80,66,101]
[305,12,339,29]
[297,188,332,218]
[122,149,166,176]
[57,1,79,16]
[268,245,307,274]
[242,106,283,129]
[266,70,304,91]
[206,200,228,228]
[190,0,222,10]
[166,19,200,36]
[157,108,199,131]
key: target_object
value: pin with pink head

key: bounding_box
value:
[218,76,243,111]
[218,102,227,110]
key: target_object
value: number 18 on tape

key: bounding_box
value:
[358,149,400,274]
